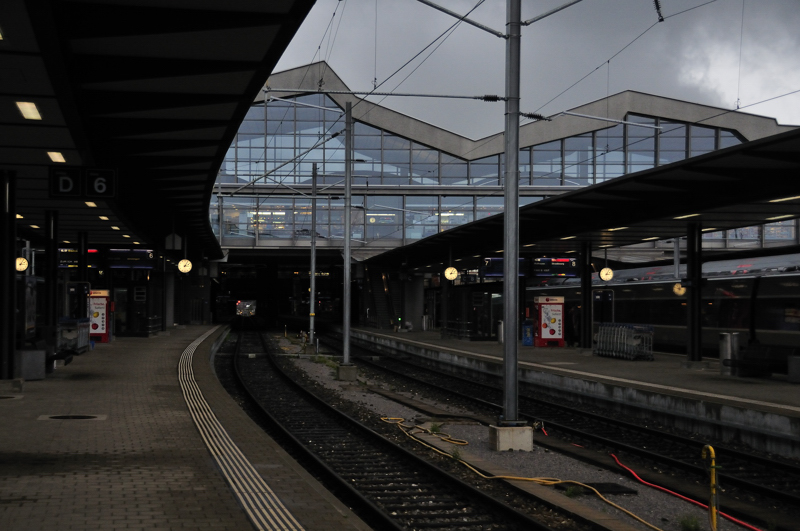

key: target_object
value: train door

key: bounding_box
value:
[592,289,615,324]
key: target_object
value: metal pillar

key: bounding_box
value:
[309,163,317,344]
[686,223,703,362]
[1,171,16,379]
[342,102,352,365]
[45,210,59,359]
[580,241,593,349]
[500,0,522,425]
[78,231,88,282]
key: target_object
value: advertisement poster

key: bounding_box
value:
[90,297,107,334]
[539,303,563,339]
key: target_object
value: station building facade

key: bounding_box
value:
[211,63,796,265]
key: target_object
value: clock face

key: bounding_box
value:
[673,283,687,296]
[178,259,192,273]
[444,267,458,281]
[15,257,29,272]
[599,267,614,281]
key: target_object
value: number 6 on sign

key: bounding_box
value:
[84,169,116,198]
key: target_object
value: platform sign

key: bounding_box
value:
[533,296,565,347]
[49,167,116,199]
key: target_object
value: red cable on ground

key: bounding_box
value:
[610,454,763,531]
[541,428,548,436]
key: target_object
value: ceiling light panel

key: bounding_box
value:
[16,102,42,120]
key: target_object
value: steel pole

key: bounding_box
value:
[343,102,352,365]
[309,163,317,344]
[501,0,522,425]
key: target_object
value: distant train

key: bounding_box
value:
[235,300,257,317]
[528,254,800,355]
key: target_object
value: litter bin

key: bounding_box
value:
[522,320,533,346]
[719,332,739,376]
[497,320,503,344]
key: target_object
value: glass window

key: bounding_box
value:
[221,198,255,245]
[405,196,438,240]
[658,120,687,165]
[209,195,220,236]
[727,226,760,248]
[564,134,593,186]
[383,147,410,184]
[470,156,499,186]
[441,153,468,186]
[440,196,473,229]
[255,198,293,240]
[690,125,716,156]
[411,143,439,185]
[627,115,656,173]
[293,198,313,238]
[532,141,561,185]
[519,148,531,185]
[476,196,503,220]
[765,220,796,241]
[719,130,742,149]
[365,196,402,240]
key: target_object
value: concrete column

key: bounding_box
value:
[403,275,424,331]
[686,223,703,362]
[580,241,593,349]
[1,170,16,379]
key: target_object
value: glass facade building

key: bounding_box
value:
[211,92,798,254]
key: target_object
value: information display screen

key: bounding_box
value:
[532,257,578,277]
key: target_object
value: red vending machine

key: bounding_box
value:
[89,289,111,343]
[533,296,565,347]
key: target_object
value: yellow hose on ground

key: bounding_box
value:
[380,416,665,531]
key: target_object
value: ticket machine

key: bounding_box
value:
[89,289,112,343]
[533,296,565,347]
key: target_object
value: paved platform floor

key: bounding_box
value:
[0,326,371,531]
[354,328,800,419]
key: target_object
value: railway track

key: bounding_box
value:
[220,324,582,531]
[333,340,800,531]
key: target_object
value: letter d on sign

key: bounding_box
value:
[49,167,81,197]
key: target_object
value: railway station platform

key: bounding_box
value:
[349,327,800,459]
[0,326,371,531]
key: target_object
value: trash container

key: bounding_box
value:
[497,320,503,344]
[522,320,533,346]
[719,332,740,376]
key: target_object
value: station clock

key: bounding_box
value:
[178,259,192,273]
[599,267,614,281]
[444,267,458,281]
[15,257,29,272]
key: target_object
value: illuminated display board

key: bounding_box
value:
[533,257,578,277]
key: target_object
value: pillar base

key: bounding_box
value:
[337,364,358,382]
[489,425,533,452]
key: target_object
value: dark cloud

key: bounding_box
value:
[278,0,800,137]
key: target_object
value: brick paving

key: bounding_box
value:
[0,326,371,531]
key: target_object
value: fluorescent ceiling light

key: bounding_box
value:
[674,213,700,219]
[642,236,660,241]
[99,216,109,220]
[16,102,42,120]
[701,228,717,232]
[769,195,800,203]
[766,215,794,221]
[16,214,23,219]
[523,243,535,247]
[85,202,97,208]
[560,236,576,240]
[111,226,120,230]
[123,235,130,238]
[599,244,613,248]
[30,225,40,229]
[133,242,140,244]
[607,227,628,232]
[47,152,66,163]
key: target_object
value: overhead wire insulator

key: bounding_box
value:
[480,95,502,102]
[653,0,665,22]
[521,112,551,122]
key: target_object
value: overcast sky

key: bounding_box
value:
[275,0,800,139]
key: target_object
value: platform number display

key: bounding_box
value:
[49,167,116,199]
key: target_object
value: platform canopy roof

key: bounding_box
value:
[1,0,315,259]
[368,127,800,271]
